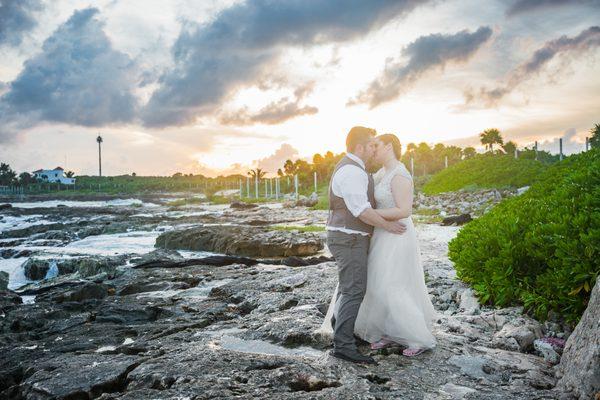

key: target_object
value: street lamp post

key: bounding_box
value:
[96,135,103,177]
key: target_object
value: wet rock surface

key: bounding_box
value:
[0,198,582,399]
[155,225,324,257]
[23,256,128,281]
[22,258,51,280]
[0,271,8,291]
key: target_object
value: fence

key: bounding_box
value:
[404,136,592,176]
[237,172,318,200]
[0,174,316,201]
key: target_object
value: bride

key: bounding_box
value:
[318,133,437,356]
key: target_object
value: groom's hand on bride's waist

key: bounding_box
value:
[384,220,407,234]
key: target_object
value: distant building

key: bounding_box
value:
[32,167,76,185]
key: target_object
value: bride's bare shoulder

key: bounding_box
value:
[395,163,413,181]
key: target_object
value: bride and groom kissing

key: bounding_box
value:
[318,126,436,365]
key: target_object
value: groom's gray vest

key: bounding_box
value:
[327,156,375,235]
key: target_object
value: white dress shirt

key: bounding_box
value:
[326,152,372,236]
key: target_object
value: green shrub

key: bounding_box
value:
[422,154,548,194]
[448,149,600,324]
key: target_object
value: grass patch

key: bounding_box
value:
[165,197,206,206]
[307,181,329,210]
[269,225,326,232]
[206,195,232,205]
[310,196,329,210]
[415,208,440,216]
[412,214,444,224]
[236,196,273,204]
[422,154,548,195]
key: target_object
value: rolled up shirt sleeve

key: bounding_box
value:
[335,165,372,217]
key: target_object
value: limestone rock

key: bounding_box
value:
[458,288,481,315]
[534,339,560,364]
[282,193,319,208]
[155,225,324,257]
[442,214,473,226]
[556,276,600,399]
[492,317,543,352]
[54,282,109,303]
[23,256,125,281]
[65,257,122,278]
[0,222,65,239]
[0,271,8,291]
[20,354,139,399]
[298,193,319,207]
[230,201,259,209]
[22,258,50,280]
[129,248,184,265]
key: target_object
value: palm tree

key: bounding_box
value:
[480,128,503,152]
[19,172,36,185]
[462,146,477,159]
[0,163,17,185]
[502,141,517,155]
[96,135,103,176]
[247,168,266,179]
[405,143,417,153]
[283,159,296,176]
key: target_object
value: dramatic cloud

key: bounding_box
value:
[348,26,492,108]
[466,26,600,106]
[220,82,318,126]
[0,8,139,141]
[255,143,300,173]
[506,0,600,16]
[141,0,430,127]
[0,0,41,46]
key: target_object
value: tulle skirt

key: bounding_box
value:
[317,218,437,349]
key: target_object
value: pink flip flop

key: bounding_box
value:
[403,348,426,357]
[370,338,395,350]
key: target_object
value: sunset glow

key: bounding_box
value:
[1,0,599,176]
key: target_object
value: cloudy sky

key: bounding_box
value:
[0,0,599,176]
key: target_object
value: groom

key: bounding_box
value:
[327,126,407,364]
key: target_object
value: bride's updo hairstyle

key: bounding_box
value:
[377,134,402,160]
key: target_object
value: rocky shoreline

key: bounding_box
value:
[0,194,594,399]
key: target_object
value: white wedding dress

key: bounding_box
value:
[318,161,437,349]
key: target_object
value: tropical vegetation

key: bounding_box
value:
[448,148,600,324]
[422,154,548,194]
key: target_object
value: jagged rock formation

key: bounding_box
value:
[556,276,600,399]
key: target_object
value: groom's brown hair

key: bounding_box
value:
[346,126,376,152]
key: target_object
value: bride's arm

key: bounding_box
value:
[374,175,413,220]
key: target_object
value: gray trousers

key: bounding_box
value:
[327,230,370,352]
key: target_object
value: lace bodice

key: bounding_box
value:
[373,162,413,209]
